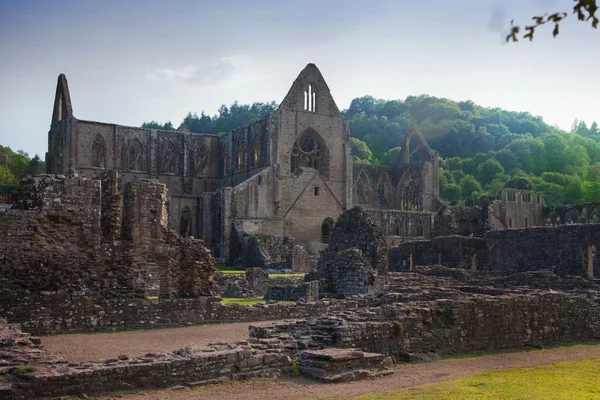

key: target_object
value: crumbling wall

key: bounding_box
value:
[238,233,309,273]
[0,175,216,302]
[390,224,600,278]
[318,207,388,297]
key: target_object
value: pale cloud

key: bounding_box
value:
[145,55,251,87]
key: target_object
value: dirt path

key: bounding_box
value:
[41,320,286,363]
[99,344,600,400]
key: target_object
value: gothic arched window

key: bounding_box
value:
[91,134,106,168]
[128,139,143,171]
[163,141,176,173]
[290,132,329,177]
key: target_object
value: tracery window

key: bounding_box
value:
[163,141,176,173]
[402,170,423,211]
[195,144,208,176]
[290,133,328,177]
[91,134,106,168]
[128,139,143,171]
[53,133,64,173]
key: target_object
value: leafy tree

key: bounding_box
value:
[350,137,373,164]
[441,183,462,203]
[460,175,482,198]
[477,159,504,185]
[381,146,402,166]
[0,164,18,194]
[141,120,175,130]
[507,0,598,42]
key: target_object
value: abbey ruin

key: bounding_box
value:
[0,64,598,398]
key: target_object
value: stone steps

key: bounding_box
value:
[298,348,393,383]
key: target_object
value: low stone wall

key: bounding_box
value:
[0,291,360,335]
[265,281,319,302]
[254,292,600,361]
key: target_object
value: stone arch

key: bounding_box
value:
[392,219,400,236]
[195,141,208,176]
[565,208,581,225]
[458,219,469,235]
[401,168,423,211]
[398,124,434,164]
[404,219,410,237]
[546,211,559,226]
[591,207,600,223]
[470,219,479,234]
[290,129,329,178]
[179,207,192,237]
[321,217,334,243]
[253,139,261,167]
[128,139,144,171]
[583,243,596,279]
[91,134,106,168]
[355,171,372,204]
[162,141,176,173]
[53,133,64,173]
[416,220,424,237]
[376,173,392,208]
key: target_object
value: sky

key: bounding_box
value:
[0,0,599,158]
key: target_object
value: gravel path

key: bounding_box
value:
[99,344,600,400]
[41,320,287,363]
[41,326,600,400]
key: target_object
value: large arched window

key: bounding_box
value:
[393,219,400,236]
[128,139,144,171]
[91,134,106,168]
[321,218,334,243]
[290,131,329,177]
[53,133,64,173]
[402,170,423,211]
[163,141,176,173]
[253,140,261,167]
[195,143,208,176]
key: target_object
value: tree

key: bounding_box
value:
[441,183,462,203]
[460,175,482,198]
[350,137,373,164]
[507,0,598,42]
[477,159,504,185]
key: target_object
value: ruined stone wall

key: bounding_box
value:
[326,293,600,359]
[0,176,216,301]
[0,292,361,335]
[318,207,388,297]
[265,281,319,302]
[490,189,544,229]
[390,224,600,278]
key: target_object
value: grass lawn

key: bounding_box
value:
[331,357,600,400]
[220,297,266,305]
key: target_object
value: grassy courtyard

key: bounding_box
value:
[336,357,600,400]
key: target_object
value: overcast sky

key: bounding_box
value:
[1,0,598,157]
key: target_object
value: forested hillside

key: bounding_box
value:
[0,146,44,194]
[143,95,600,207]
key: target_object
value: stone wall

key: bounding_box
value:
[265,281,319,302]
[390,224,600,278]
[0,175,216,301]
[254,292,600,362]
[318,207,388,297]
[0,291,362,335]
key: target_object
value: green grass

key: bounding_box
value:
[268,273,306,277]
[220,297,266,305]
[444,340,600,361]
[146,295,159,300]
[320,357,600,400]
